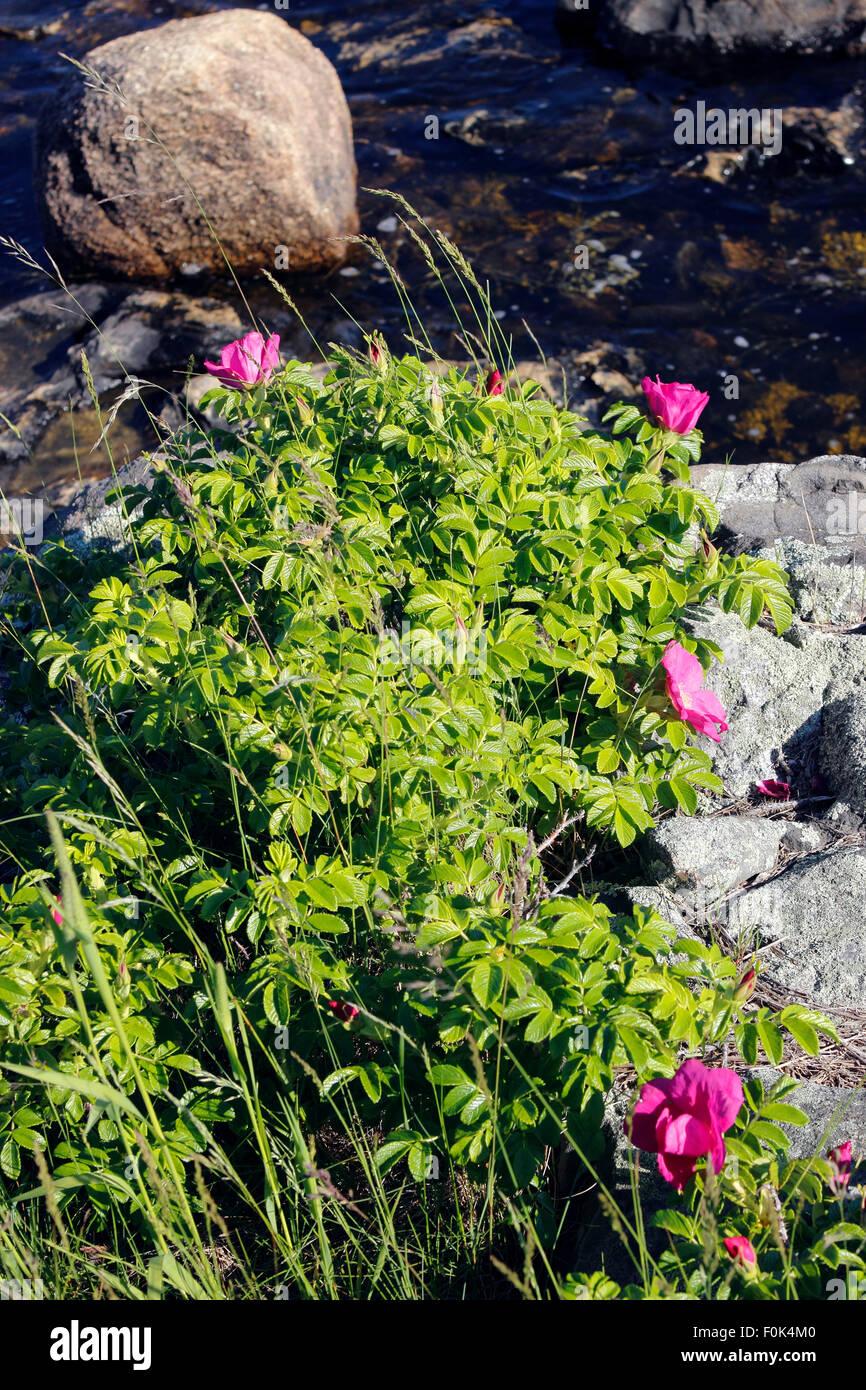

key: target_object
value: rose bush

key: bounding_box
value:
[0,331,833,1275]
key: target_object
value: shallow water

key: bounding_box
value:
[0,0,865,503]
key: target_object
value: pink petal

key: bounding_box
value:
[756,779,790,799]
[625,1083,671,1151]
[657,1151,697,1190]
[660,1112,714,1158]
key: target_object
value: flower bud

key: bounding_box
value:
[328,1000,359,1023]
[733,967,756,1005]
[723,1235,757,1274]
[484,368,503,396]
[828,1140,853,1196]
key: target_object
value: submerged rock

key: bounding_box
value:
[576,0,866,67]
[35,10,358,281]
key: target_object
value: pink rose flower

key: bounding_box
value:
[723,1235,756,1268]
[641,376,709,434]
[204,331,280,390]
[328,1000,359,1022]
[52,895,63,926]
[624,1058,744,1190]
[662,640,728,743]
[828,1140,853,1195]
[485,368,503,396]
[755,779,790,799]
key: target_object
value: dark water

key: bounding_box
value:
[1,0,865,501]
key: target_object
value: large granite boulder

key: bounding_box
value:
[35,10,358,281]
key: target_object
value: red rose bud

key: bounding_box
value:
[368,338,387,369]
[51,896,63,926]
[733,967,756,1005]
[828,1140,854,1195]
[723,1235,757,1270]
[485,368,503,396]
[328,1000,359,1022]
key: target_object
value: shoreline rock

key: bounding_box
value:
[558,0,866,68]
[35,10,359,282]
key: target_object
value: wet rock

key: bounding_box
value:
[693,97,864,184]
[590,0,866,68]
[645,815,784,894]
[0,285,113,468]
[0,284,267,470]
[335,16,555,87]
[783,98,865,169]
[35,10,358,281]
[444,108,530,148]
[727,846,866,1011]
[76,291,248,392]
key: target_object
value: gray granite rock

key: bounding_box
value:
[726,846,866,1012]
[691,605,866,798]
[821,684,866,826]
[693,455,866,546]
[780,822,828,855]
[748,1067,866,1163]
[41,453,157,556]
[693,456,866,626]
[645,815,783,894]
